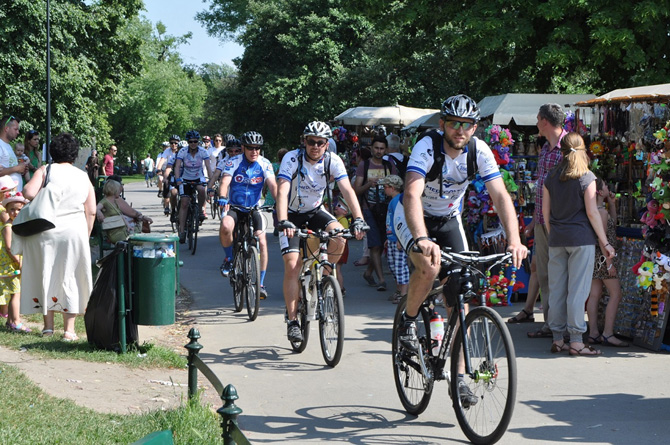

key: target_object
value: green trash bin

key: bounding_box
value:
[128,234,179,325]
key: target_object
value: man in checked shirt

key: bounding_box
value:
[526,103,568,338]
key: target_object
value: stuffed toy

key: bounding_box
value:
[637,261,654,289]
[641,200,659,228]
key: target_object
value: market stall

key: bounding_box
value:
[576,83,670,351]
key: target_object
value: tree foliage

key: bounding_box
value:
[0,0,144,145]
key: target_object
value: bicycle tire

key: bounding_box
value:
[450,306,517,445]
[290,291,310,353]
[318,276,344,367]
[245,245,261,321]
[231,250,244,312]
[392,296,433,415]
[170,207,177,233]
[186,210,194,251]
[191,204,199,255]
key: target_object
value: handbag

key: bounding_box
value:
[12,163,61,237]
[102,215,127,230]
[141,219,151,233]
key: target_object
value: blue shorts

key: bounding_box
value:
[363,208,386,248]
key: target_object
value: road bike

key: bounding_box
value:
[179,181,202,255]
[228,204,273,321]
[392,248,517,444]
[288,228,354,367]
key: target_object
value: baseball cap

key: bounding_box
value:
[378,174,403,190]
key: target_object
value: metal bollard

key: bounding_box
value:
[218,384,243,445]
[185,328,203,400]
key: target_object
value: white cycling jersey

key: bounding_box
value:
[407,133,500,217]
[277,149,348,213]
[175,147,209,181]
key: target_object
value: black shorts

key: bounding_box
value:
[423,214,468,252]
[228,208,263,233]
[279,208,338,255]
[179,179,204,198]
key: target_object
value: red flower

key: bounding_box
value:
[52,297,58,302]
[33,298,39,303]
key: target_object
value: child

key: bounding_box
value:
[13,143,31,186]
[380,175,409,304]
[586,178,629,347]
[1,192,30,332]
[332,196,351,297]
[0,176,18,320]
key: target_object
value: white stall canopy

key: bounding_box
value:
[333,105,438,127]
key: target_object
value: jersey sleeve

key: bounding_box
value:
[215,158,226,172]
[222,155,241,177]
[329,155,349,182]
[474,139,502,183]
[277,149,300,182]
[175,148,186,161]
[261,158,275,178]
[406,135,434,177]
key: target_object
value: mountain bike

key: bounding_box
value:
[392,248,517,445]
[288,228,354,367]
[228,204,273,321]
[179,181,202,255]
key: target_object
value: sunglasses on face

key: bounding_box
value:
[228,149,242,154]
[305,138,327,147]
[245,146,261,152]
[188,140,199,144]
[445,120,475,131]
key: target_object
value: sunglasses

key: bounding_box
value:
[27,129,39,136]
[170,141,179,144]
[188,140,199,144]
[305,138,327,147]
[228,149,242,154]
[445,120,474,131]
[4,116,16,127]
[245,146,261,152]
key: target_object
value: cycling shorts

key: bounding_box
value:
[179,179,204,198]
[227,208,264,234]
[279,207,338,255]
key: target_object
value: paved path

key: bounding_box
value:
[127,181,667,444]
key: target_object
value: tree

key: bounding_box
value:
[0,0,144,145]
[195,63,238,137]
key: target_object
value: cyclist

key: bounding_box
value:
[155,141,169,197]
[159,136,181,217]
[276,121,367,342]
[394,94,527,405]
[208,131,277,298]
[173,130,211,244]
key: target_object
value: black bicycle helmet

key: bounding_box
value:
[441,94,480,122]
[169,134,181,142]
[226,138,241,148]
[241,131,264,146]
[223,134,236,144]
[185,130,200,141]
[303,121,332,139]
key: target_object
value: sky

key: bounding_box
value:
[141,0,244,68]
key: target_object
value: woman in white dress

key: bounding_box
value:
[19,133,96,340]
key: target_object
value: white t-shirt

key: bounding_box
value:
[175,147,210,181]
[277,149,348,213]
[143,157,154,172]
[406,133,500,216]
[0,139,22,191]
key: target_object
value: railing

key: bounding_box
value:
[185,328,251,445]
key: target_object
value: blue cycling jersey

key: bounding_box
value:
[220,154,274,209]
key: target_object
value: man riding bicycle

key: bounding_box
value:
[208,131,277,299]
[394,94,527,404]
[173,130,211,244]
[276,121,367,342]
[159,135,181,217]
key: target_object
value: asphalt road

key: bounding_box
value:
[126,181,668,444]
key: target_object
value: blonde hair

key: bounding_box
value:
[103,179,122,197]
[557,132,590,181]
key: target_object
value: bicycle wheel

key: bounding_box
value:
[231,250,244,312]
[191,204,199,255]
[450,306,517,445]
[245,245,261,321]
[290,291,310,353]
[319,275,344,367]
[392,296,433,415]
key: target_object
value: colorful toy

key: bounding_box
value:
[641,200,659,228]
[637,261,654,289]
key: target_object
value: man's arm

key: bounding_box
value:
[206,168,221,190]
[173,159,182,180]
[404,171,428,239]
[276,178,290,222]
[266,176,278,203]
[218,175,232,199]
[486,177,526,268]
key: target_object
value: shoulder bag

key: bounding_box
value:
[12,163,61,237]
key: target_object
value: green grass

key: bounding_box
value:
[120,174,147,184]
[0,364,223,444]
[0,314,186,369]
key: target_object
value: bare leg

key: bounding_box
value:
[600,278,627,346]
[586,279,603,340]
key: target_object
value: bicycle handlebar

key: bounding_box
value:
[228,203,274,213]
[295,228,355,240]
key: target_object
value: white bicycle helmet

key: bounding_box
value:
[178,141,188,148]
[303,121,332,139]
[441,94,480,122]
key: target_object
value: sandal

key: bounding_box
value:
[363,273,377,287]
[377,282,387,292]
[569,345,602,356]
[507,309,535,324]
[550,342,569,353]
[354,258,369,267]
[527,329,552,339]
[388,290,401,302]
[588,335,602,345]
[6,322,31,333]
[601,334,629,347]
[393,293,406,304]
[63,331,79,342]
[41,329,54,337]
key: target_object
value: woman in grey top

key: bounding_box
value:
[542,132,615,356]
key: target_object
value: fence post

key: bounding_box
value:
[218,384,243,445]
[184,327,203,400]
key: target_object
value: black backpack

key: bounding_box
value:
[385,153,409,180]
[291,150,333,213]
[418,129,478,197]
